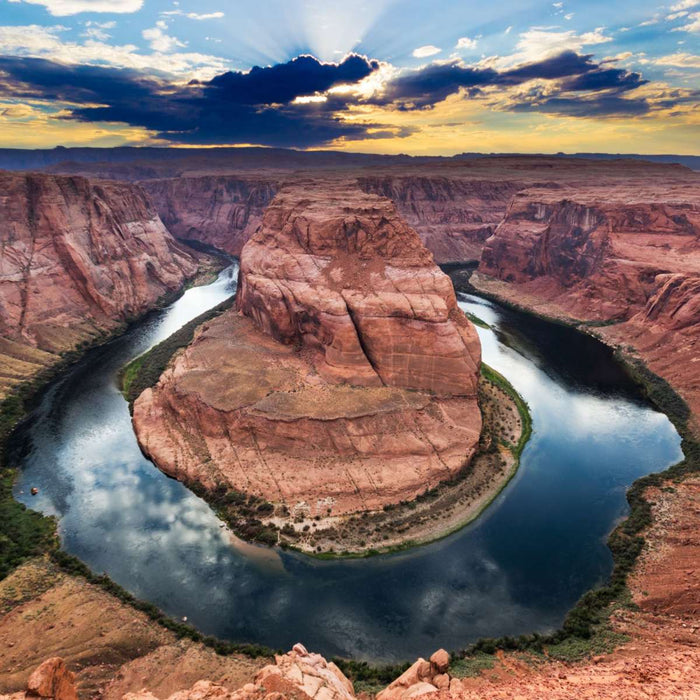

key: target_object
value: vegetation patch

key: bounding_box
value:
[464,312,491,329]
[121,296,235,406]
[480,363,532,459]
[449,651,496,678]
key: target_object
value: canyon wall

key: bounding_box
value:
[142,176,279,256]
[133,181,482,518]
[139,172,521,263]
[477,181,700,421]
[0,172,197,398]
[357,175,523,262]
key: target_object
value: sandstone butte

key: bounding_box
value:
[132,181,482,517]
[0,171,198,399]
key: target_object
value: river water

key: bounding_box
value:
[11,265,682,661]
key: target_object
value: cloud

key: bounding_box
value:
[0,54,384,147]
[187,12,224,20]
[0,23,228,79]
[412,45,441,58]
[1,103,37,118]
[670,0,698,10]
[671,10,700,31]
[142,21,185,52]
[82,20,115,41]
[373,51,647,113]
[7,0,142,16]
[505,27,612,65]
[655,52,700,67]
[160,10,224,20]
[456,37,477,50]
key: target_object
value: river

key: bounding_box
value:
[10,264,682,661]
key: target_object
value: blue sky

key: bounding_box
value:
[0,0,697,152]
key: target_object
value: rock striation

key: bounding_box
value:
[0,171,197,398]
[358,175,523,263]
[133,181,481,518]
[477,181,700,422]
[142,176,278,256]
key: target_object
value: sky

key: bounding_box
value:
[0,0,697,154]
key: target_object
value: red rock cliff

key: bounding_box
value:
[476,180,700,422]
[357,175,523,263]
[133,181,482,517]
[142,176,278,256]
[236,181,481,396]
[0,171,197,397]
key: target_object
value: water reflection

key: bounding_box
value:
[10,271,683,662]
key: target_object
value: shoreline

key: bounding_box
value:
[1,267,696,681]
[285,361,532,559]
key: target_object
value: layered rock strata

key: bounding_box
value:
[133,182,481,517]
[477,182,700,422]
[142,176,278,256]
[358,175,523,263]
[0,172,197,398]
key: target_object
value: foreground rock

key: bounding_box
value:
[122,644,354,700]
[133,181,481,530]
[0,172,197,399]
[1,657,77,700]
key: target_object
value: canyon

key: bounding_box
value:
[1,150,699,699]
[131,181,487,544]
[0,172,199,400]
[476,178,700,423]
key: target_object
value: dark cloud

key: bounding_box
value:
[380,63,498,107]
[0,54,386,147]
[503,51,597,81]
[0,50,688,146]
[0,56,162,104]
[377,51,650,113]
[203,54,379,104]
[510,95,651,117]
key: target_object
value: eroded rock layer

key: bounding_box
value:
[357,175,523,262]
[477,180,700,420]
[142,176,278,256]
[133,182,482,516]
[0,172,197,398]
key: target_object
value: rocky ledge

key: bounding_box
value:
[132,181,485,547]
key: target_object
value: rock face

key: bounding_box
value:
[120,644,354,700]
[375,650,455,700]
[477,180,700,422]
[142,176,278,256]
[236,182,481,396]
[358,175,523,263]
[1,657,78,700]
[0,172,197,397]
[133,182,481,517]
